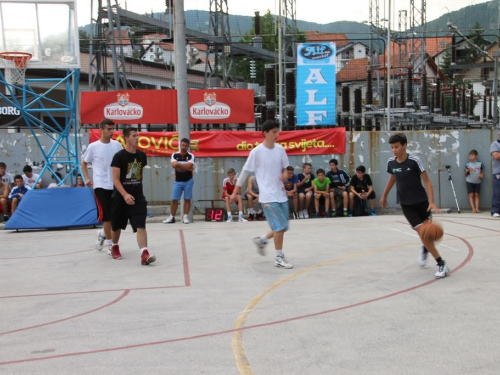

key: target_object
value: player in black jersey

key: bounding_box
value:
[380,133,450,278]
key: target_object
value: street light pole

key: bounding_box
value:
[387,0,391,131]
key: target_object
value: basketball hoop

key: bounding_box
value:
[0,52,32,86]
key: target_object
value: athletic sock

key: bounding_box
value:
[106,239,112,246]
[238,211,243,216]
[275,250,284,257]
[257,209,263,214]
[259,235,268,244]
[248,208,255,214]
[436,257,444,266]
[99,229,105,237]
[140,247,148,254]
[112,243,118,247]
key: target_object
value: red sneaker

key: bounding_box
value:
[257,213,265,221]
[110,245,122,260]
[141,249,156,265]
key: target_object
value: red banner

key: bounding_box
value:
[81,89,254,124]
[81,90,177,124]
[88,128,346,157]
[189,89,254,124]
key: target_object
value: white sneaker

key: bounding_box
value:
[275,254,293,269]
[252,237,267,256]
[96,230,106,251]
[182,214,190,224]
[304,210,309,219]
[298,210,304,219]
[493,213,500,218]
[435,263,450,278]
[238,215,247,222]
[226,214,233,223]
[162,215,175,224]
[418,246,428,268]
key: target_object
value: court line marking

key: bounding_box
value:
[0,290,129,336]
[232,232,473,375]
[0,248,94,260]
[0,229,190,299]
[0,233,473,367]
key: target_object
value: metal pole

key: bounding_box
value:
[174,0,192,220]
[278,0,283,129]
[387,0,391,131]
[495,52,499,126]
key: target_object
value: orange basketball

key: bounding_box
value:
[420,221,444,243]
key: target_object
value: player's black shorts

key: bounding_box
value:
[94,188,113,222]
[401,201,431,228]
[111,195,147,233]
[466,182,481,194]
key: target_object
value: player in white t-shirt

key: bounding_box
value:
[22,165,42,189]
[230,120,293,269]
[81,119,123,253]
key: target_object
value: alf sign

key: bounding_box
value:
[296,43,336,126]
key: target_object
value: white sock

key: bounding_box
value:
[257,209,263,214]
[248,208,255,214]
[259,235,268,244]
[238,211,243,216]
[140,247,148,254]
[106,239,112,246]
[275,250,283,256]
[112,242,118,247]
[99,229,105,237]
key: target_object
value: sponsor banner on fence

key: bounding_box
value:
[89,128,346,157]
[296,42,336,126]
[81,90,177,124]
[189,89,254,123]
[81,89,254,124]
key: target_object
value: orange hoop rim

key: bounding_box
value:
[0,52,32,68]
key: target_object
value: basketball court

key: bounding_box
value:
[0,212,499,374]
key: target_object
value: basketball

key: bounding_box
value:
[420,221,444,243]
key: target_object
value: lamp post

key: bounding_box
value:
[387,1,392,131]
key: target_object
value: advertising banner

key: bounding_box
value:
[89,128,346,157]
[0,97,37,127]
[189,89,254,124]
[296,43,337,126]
[81,89,254,125]
[81,90,177,124]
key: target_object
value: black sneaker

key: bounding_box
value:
[3,215,8,223]
[247,213,255,221]
[256,213,265,221]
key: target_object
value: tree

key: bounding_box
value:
[439,48,453,81]
[464,22,489,63]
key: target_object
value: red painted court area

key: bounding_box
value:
[0,216,498,374]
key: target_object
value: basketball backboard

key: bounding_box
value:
[0,0,80,69]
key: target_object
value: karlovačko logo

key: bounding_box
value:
[300,44,333,60]
[190,92,231,119]
[104,93,144,120]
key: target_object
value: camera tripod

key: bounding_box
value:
[445,165,461,213]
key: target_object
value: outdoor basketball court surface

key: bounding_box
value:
[1,212,499,374]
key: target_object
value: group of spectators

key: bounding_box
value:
[220,158,378,222]
[0,162,86,222]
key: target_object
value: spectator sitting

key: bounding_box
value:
[8,175,31,215]
[349,165,377,216]
[326,158,351,217]
[297,162,315,219]
[284,166,299,219]
[0,178,10,222]
[313,168,331,218]
[22,165,42,189]
[73,174,86,187]
[0,162,14,188]
[222,168,247,222]
[48,172,68,188]
[245,175,264,221]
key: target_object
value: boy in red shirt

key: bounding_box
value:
[222,168,247,222]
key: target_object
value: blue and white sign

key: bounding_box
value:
[296,43,336,126]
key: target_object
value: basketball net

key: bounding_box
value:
[0,52,32,86]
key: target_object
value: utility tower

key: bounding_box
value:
[89,0,129,90]
[409,0,426,75]
[205,0,235,88]
[282,0,298,56]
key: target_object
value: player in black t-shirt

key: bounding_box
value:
[110,127,156,266]
[380,133,449,278]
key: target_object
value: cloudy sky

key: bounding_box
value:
[77,0,491,28]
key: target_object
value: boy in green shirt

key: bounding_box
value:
[313,168,332,218]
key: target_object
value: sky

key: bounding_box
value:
[77,0,492,29]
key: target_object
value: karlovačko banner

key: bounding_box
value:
[88,128,346,157]
[80,89,254,124]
